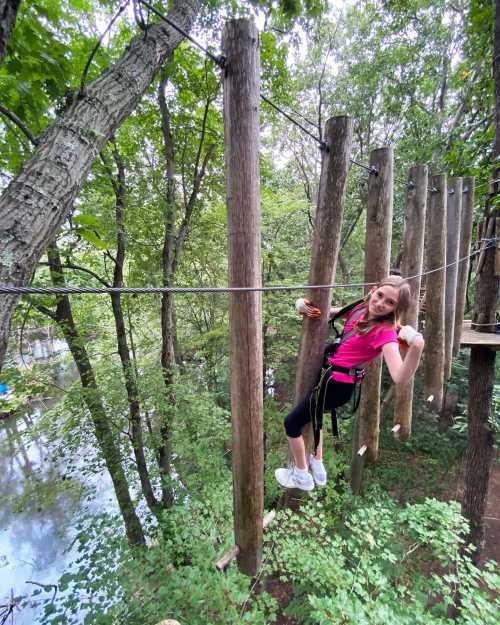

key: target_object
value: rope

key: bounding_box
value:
[2,240,496,296]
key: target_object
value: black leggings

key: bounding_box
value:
[284,380,354,438]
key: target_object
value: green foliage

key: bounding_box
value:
[29,497,278,625]
[2,0,497,623]
[266,495,500,625]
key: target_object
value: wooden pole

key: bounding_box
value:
[459,0,500,568]
[462,215,498,564]
[394,165,427,441]
[452,178,475,357]
[444,177,463,380]
[423,174,447,412]
[495,217,500,278]
[215,511,276,571]
[355,147,393,464]
[294,116,353,449]
[223,18,263,576]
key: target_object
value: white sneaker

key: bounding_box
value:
[308,454,327,486]
[275,466,315,491]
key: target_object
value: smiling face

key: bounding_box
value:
[367,284,400,319]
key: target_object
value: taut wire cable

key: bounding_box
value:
[1,240,496,296]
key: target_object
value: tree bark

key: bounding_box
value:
[0,0,22,65]
[223,18,263,577]
[157,71,216,507]
[294,116,353,409]
[0,0,202,370]
[423,174,447,412]
[44,244,145,546]
[158,71,177,508]
[105,147,161,516]
[444,177,462,380]
[394,165,427,441]
[355,147,393,464]
[462,346,495,564]
[453,178,475,356]
[460,0,500,564]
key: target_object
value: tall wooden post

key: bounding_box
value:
[444,177,462,380]
[423,174,447,412]
[222,18,263,576]
[355,147,393,463]
[294,116,353,448]
[462,214,498,564]
[394,165,427,441]
[460,0,500,567]
[453,178,475,356]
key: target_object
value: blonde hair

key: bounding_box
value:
[356,275,411,335]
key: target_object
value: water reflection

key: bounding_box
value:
[0,347,115,624]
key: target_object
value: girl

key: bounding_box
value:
[275,275,425,491]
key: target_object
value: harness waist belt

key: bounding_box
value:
[329,364,366,377]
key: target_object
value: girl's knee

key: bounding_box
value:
[284,413,301,438]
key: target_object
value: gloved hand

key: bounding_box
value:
[398,325,422,346]
[295,298,321,318]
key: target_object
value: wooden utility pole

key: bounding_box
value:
[444,177,462,379]
[423,174,447,412]
[453,178,475,356]
[355,147,393,464]
[394,165,427,441]
[294,116,353,448]
[223,18,263,576]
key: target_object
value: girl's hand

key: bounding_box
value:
[295,298,321,318]
[398,325,424,350]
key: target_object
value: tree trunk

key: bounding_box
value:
[0,0,22,64]
[0,0,202,370]
[158,72,182,509]
[45,244,145,546]
[460,0,500,564]
[157,71,216,507]
[462,346,495,564]
[106,147,160,515]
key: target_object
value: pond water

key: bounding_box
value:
[0,346,115,624]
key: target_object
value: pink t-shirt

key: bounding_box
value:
[328,307,398,383]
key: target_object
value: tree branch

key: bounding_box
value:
[37,261,111,287]
[0,103,38,145]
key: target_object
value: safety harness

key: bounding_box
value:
[310,300,371,452]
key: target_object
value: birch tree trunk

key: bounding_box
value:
[0,0,202,370]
